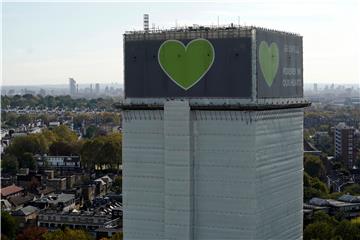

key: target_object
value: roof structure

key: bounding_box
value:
[48,193,75,205]
[0,184,24,198]
[338,194,360,203]
[12,205,39,216]
[95,178,106,185]
[101,175,113,183]
[8,194,35,207]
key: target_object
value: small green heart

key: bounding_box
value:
[259,41,279,87]
[158,39,215,90]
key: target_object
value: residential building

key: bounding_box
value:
[122,26,307,239]
[8,194,36,210]
[47,178,67,192]
[32,193,76,212]
[335,122,357,168]
[0,184,24,199]
[12,206,40,228]
[38,201,122,238]
[36,155,81,173]
[309,197,360,218]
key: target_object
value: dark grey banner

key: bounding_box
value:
[124,38,252,98]
[256,29,303,98]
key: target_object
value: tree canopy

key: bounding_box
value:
[42,228,93,240]
[1,211,18,240]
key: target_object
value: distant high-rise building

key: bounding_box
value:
[39,88,46,96]
[335,122,356,168]
[69,78,76,95]
[95,83,100,94]
[313,83,318,92]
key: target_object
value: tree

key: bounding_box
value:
[1,211,18,240]
[80,134,121,171]
[49,141,75,156]
[20,152,36,170]
[42,228,93,240]
[304,172,329,201]
[334,220,360,240]
[304,221,334,240]
[6,134,48,160]
[3,112,17,127]
[312,211,338,226]
[304,154,326,180]
[52,125,77,143]
[84,125,99,139]
[28,176,40,190]
[80,140,102,170]
[343,184,360,195]
[41,129,57,144]
[16,114,32,126]
[110,232,123,240]
[16,226,48,240]
[1,154,19,174]
[98,141,121,170]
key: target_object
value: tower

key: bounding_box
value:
[121,26,308,240]
[95,83,100,94]
[335,122,356,168]
[69,78,76,95]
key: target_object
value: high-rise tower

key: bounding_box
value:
[69,78,76,95]
[335,122,356,168]
[121,26,309,240]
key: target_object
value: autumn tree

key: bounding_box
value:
[80,133,122,171]
[334,220,360,240]
[16,226,48,240]
[49,141,75,156]
[110,232,123,240]
[52,125,78,143]
[42,228,93,240]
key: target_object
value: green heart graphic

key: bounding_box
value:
[158,38,215,90]
[259,41,279,87]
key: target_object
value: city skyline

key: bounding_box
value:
[2,1,359,86]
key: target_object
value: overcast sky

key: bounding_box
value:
[2,0,359,86]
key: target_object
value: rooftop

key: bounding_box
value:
[124,24,300,38]
[13,205,39,216]
[8,194,35,207]
[336,122,355,130]
[309,197,360,207]
[0,184,24,197]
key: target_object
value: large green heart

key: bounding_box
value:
[158,38,215,90]
[259,41,279,87]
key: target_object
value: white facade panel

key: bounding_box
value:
[123,110,165,240]
[123,103,303,240]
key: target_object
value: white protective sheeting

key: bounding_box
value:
[123,101,303,240]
